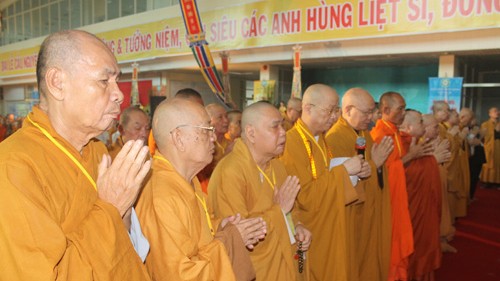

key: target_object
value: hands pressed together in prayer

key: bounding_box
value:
[221,214,267,250]
[402,137,434,165]
[96,140,151,228]
[274,175,301,214]
[432,138,452,164]
[371,136,394,168]
[343,155,371,178]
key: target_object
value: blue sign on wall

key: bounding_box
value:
[428,77,463,113]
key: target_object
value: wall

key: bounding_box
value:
[302,64,439,113]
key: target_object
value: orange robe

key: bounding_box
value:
[208,139,303,280]
[402,134,442,280]
[198,137,230,193]
[326,117,391,281]
[0,106,150,280]
[371,119,413,281]
[136,153,252,281]
[480,119,500,183]
[280,118,356,281]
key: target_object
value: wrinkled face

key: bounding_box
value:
[180,109,216,167]
[424,120,439,140]
[345,101,376,131]
[121,111,150,143]
[254,107,287,157]
[228,113,242,138]
[387,96,406,125]
[210,106,229,135]
[287,102,302,123]
[459,111,472,127]
[63,38,123,137]
[489,107,499,119]
[309,94,340,134]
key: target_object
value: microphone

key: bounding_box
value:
[355,136,366,157]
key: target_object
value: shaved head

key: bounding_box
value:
[286,97,302,122]
[459,107,474,127]
[422,114,439,140]
[401,110,424,138]
[153,98,208,150]
[206,103,229,136]
[302,84,340,135]
[342,87,375,130]
[379,91,406,125]
[241,102,277,138]
[175,88,204,106]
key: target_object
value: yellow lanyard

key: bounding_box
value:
[381,120,402,157]
[295,122,328,180]
[256,164,276,190]
[153,155,215,236]
[27,115,97,190]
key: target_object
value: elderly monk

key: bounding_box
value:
[400,110,443,281]
[147,88,204,155]
[209,101,312,280]
[283,97,303,131]
[371,92,432,281]
[447,109,470,218]
[280,84,364,281]
[224,109,243,154]
[0,30,152,280]
[325,88,393,281]
[109,106,150,160]
[136,98,267,281]
[480,107,500,186]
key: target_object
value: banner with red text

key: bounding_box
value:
[2,0,499,77]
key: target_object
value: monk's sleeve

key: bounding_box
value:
[0,161,147,280]
[151,195,228,280]
[213,167,287,238]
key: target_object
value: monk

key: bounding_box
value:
[325,88,393,281]
[283,97,303,131]
[0,30,152,280]
[224,109,243,154]
[147,88,204,155]
[136,98,267,281]
[280,84,365,281]
[109,106,150,160]
[400,110,443,281]
[480,107,500,186]
[371,92,432,281]
[209,101,312,280]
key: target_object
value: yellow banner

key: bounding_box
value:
[2,0,499,77]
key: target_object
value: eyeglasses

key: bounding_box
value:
[352,106,375,115]
[309,104,340,115]
[170,124,215,135]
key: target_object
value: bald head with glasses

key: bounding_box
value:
[153,97,216,178]
[301,83,341,135]
[342,87,377,131]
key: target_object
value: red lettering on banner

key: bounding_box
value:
[272,9,301,35]
[359,0,402,29]
[241,10,268,38]
[156,26,182,50]
[210,16,237,42]
[443,0,500,18]
[306,3,353,31]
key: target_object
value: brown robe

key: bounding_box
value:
[0,106,150,280]
[480,119,500,183]
[325,117,391,281]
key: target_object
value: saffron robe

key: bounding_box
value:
[136,153,252,281]
[108,136,124,160]
[208,139,303,280]
[198,137,230,193]
[0,106,150,280]
[325,117,391,281]
[371,119,414,281]
[480,119,500,183]
[280,118,355,281]
[438,123,461,222]
[455,133,470,217]
[402,134,442,280]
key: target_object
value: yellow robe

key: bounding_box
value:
[325,117,391,281]
[280,118,355,281]
[0,106,150,280]
[439,123,461,222]
[107,136,124,160]
[136,153,241,281]
[208,139,303,280]
[455,133,470,217]
[480,119,500,183]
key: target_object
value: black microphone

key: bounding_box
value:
[355,136,366,157]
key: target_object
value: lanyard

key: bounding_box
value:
[27,115,97,190]
[295,122,328,180]
[381,120,402,157]
[153,155,215,236]
[256,164,276,190]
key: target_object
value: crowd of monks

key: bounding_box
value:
[1,29,499,281]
